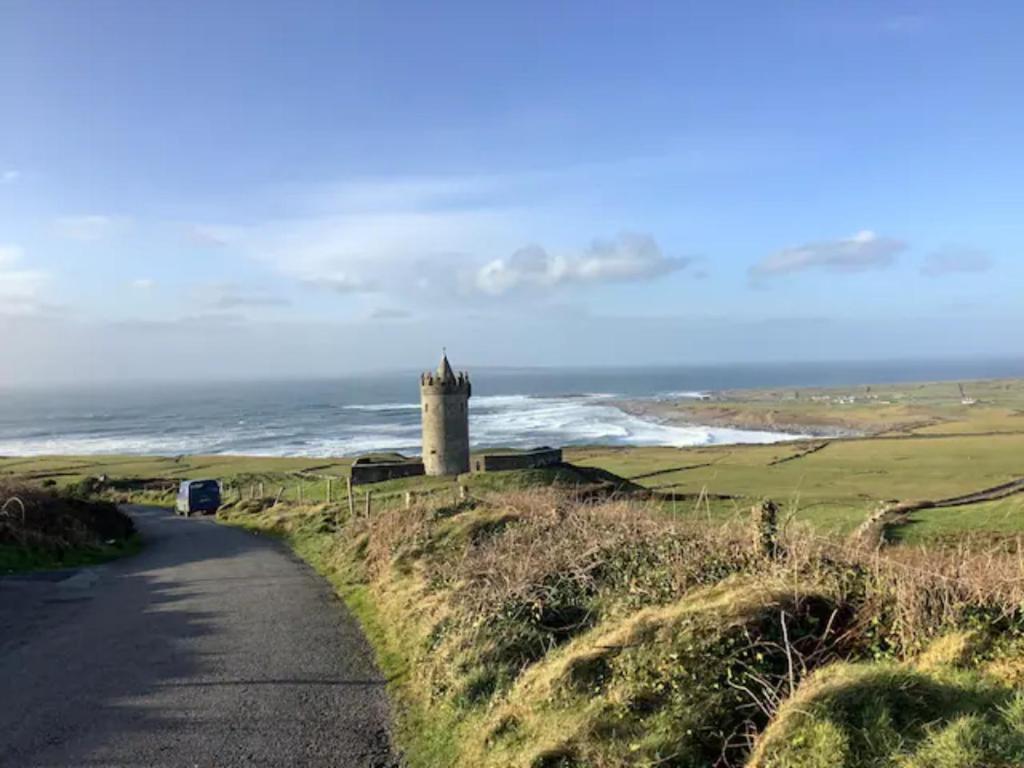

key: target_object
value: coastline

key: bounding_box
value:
[611,398,859,438]
[613,376,1024,440]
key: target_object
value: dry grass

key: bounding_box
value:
[0,480,131,548]
[0,479,137,571]
[222,485,1024,767]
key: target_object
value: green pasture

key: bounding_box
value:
[654,377,1024,437]
[568,431,1024,537]
[894,494,1024,545]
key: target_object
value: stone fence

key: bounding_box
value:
[472,447,563,473]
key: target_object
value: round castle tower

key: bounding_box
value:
[420,352,472,476]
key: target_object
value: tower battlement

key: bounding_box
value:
[419,370,472,396]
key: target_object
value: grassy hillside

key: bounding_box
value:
[219,484,1024,767]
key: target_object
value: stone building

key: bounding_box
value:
[472,446,563,473]
[349,453,425,486]
[420,352,472,476]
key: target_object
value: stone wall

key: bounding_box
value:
[473,447,563,473]
[350,461,425,486]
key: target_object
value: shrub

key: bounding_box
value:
[235,483,1024,767]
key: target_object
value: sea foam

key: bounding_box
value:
[0,391,798,457]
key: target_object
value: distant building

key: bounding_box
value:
[420,352,472,476]
[349,453,425,486]
[472,446,563,473]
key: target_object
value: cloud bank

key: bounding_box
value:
[0,244,50,315]
[191,282,290,311]
[750,230,907,280]
[474,233,690,296]
[200,174,691,305]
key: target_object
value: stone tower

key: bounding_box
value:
[420,352,472,476]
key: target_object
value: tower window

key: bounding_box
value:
[424,404,428,412]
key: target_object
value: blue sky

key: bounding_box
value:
[0,1,1021,382]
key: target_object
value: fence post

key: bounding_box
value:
[326,478,332,504]
[347,478,355,520]
[259,481,265,499]
[752,499,780,558]
[364,490,372,518]
[405,491,412,509]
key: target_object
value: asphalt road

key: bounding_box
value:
[0,506,398,767]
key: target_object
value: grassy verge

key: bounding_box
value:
[0,480,139,574]
[0,534,142,574]
[219,479,1024,767]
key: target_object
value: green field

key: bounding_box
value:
[2,377,1022,546]
[620,376,1024,437]
[567,432,1024,540]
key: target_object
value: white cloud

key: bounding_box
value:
[370,307,413,321]
[131,278,156,290]
[921,247,993,277]
[0,271,49,308]
[0,244,24,267]
[0,244,50,315]
[1,170,20,184]
[191,282,290,310]
[750,230,907,279]
[302,273,378,294]
[474,233,690,296]
[54,214,129,242]
[238,207,516,300]
[185,224,242,247]
[198,173,695,307]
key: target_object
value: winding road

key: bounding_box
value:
[0,506,397,767]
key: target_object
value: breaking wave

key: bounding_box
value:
[0,390,797,457]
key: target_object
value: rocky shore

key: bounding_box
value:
[613,397,866,438]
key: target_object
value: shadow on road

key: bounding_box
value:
[0,505,396,767]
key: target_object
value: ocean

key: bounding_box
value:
[1,359,1021,457]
